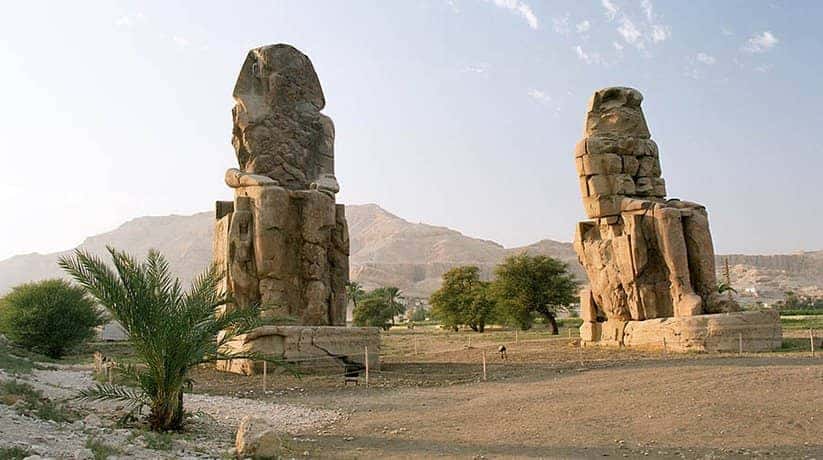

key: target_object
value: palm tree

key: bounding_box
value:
[375,286,405,326]
[59,247,263,431]
[346,281,365,310]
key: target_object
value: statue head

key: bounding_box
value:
[585,87,650,139]
[233,44,325,121]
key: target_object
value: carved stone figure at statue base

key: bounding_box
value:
[213,44,379,373]
[572,87,780,350]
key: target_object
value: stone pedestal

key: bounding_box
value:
[216,326,380,375]
[580,309,782,352]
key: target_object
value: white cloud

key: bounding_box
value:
[490,0,539,30]
[527,89,552,103]
[744,31,779,53]
[574,45,602,65]
[446,0,460,13]
[617,17,641,45]
[641,0,653,21]
[613,41,624,51]
[650,24,670,43]
[172,36,190,48]
[602,0,619,21]
[552,14,570,35]
[576,20,591,33]
[721,27,734,36]
[696,52,716,65]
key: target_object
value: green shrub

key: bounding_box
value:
[0,446,32,460]
[0,279,104,358]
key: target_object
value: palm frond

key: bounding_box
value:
[77,383,146,407]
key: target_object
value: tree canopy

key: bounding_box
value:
[492,253,577,334]
[429,266,497,332]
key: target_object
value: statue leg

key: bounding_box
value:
[654,206,702,316]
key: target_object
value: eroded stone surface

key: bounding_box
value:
[571,87,766,350]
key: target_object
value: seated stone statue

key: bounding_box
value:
[214,44,349,327]
[573,87,738,323]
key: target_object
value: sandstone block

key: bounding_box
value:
[652,178,666,197]
[622,155,639,175]
[580,153,622,176]
[583,196,620,218]
[574,139,588,157]
[587,175,613,197]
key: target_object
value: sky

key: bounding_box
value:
[0,0,821,261]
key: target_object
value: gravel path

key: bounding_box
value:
[0,366,341,459]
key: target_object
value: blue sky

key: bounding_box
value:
[0,0,820,260]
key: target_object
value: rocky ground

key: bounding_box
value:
[0,364,341,459]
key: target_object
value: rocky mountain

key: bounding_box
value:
[0,204,820,304]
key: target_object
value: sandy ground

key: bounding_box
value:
[297,356,823,459]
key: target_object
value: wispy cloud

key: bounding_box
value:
[613,41,624,51]
[602,0,618,21]
[608,0,670,52]
[489,0,539,30]
[461,63,489,74]
[527,89,552,103]
[743,31,779,53]
[445,0,460,13]
[721,27,734,36]
[650,24,670,43]
[640,0,654,21]
[576,20,591,33]
[552,14,570,35]
[574,45,603,65]
[755,64,774,73]
[696,52,716,65]
[617,17,642,46]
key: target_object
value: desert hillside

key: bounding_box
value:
[0,204,820,303]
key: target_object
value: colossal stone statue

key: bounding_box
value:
[213,44,377,374]
[573,87,780,351]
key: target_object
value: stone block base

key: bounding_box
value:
[216,326,380,375]
[580,310,782,352]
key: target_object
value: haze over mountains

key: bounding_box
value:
[0,204,820,304]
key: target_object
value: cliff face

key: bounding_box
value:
[0,205,819,303]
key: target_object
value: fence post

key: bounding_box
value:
[738,333,743,355]
[811,329,815,357]
[262,361,267,392]
[482,350,487,381]
[364,346,370,387]
[662,337,667,355]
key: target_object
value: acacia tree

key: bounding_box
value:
[59,247,264,431]
[492,253,577,334]
[429,266,497,332]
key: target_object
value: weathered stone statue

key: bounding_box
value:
[213,44,377,374]
[573,87,780,351]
